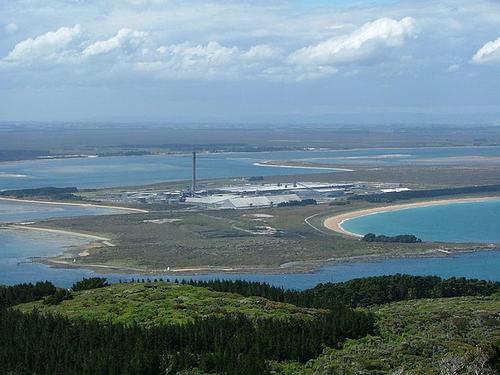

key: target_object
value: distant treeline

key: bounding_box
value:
[0,186,80,200]
[118,143,299,153]
[72,277,108,291]
[307,275,500,307]
[0,281,56,309]
[97,150,152,157]
[350,184,500,203]
[3,275,497,311]
[187,274,499,308]
[0,278,108,308]
[362,233,422,243]
[277,198,317,207]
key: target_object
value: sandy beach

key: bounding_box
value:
[0,197,148,213]
[9,224,114,243]
[253,162,353,171]
[324,196,500,238]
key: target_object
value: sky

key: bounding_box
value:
[0,0,499,124]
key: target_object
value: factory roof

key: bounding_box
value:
[380,188,411,193]
[186,193,301,209]
[217,194,301,209]
[217,182,353,194]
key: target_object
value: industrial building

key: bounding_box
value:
[95,151,410,209]
[185,193,302,209]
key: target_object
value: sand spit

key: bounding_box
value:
[0,197,148,213]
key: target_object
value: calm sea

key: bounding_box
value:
[0,200,123,223]
[1,146,499,189]
[341,200,500,243]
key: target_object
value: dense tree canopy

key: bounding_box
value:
[72,277,109,291]
[350,184,500,203]
[0,275,498,374]
[362,233,422,243]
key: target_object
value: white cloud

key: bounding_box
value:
[4,23,18,34]
[263,65,338,82]
[138,42,263,80]
[4,25,82,63]
[158,41,238,66]
[447,64,460,73]
[82,28,149,57]
[0,16,423,82]
[1,0,499,85]
[288,17,417,66]
[241,45,280,61]
[472,37,500,65]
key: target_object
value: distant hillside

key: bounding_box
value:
[16,282,324,327]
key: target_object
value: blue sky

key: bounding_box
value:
[0,0,499,124]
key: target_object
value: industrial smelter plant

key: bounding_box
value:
[112,151,409,209]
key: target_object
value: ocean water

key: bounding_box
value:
[0,201,129,286]
[0,229,94,286]
[0,153,337,190]
[0,200,123,223]
[0,146,499,189]
[342,200,500,243]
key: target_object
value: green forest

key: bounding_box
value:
[1,275,499,374]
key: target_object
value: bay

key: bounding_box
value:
[342,199,500,243]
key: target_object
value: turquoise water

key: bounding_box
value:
[1,146,499,189]
[342,200,500,243]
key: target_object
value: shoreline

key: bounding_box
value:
[13,223,494,276]
[3,221,496,276]
[323,196,500,238]
[8,224,114,243]
[34,245,499,276]
[2,195,499,277]
[253,162,353,172]
[0,197,148,213]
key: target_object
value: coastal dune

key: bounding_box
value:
[323,196,500,238]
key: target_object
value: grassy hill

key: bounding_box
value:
[16,282,324,327]
[6,278,499,374]
[274,295,500,374]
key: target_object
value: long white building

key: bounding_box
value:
[185,193,301,209]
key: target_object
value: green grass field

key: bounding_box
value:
[16,282,324,327]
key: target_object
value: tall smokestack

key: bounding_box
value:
[191,151,196,196]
